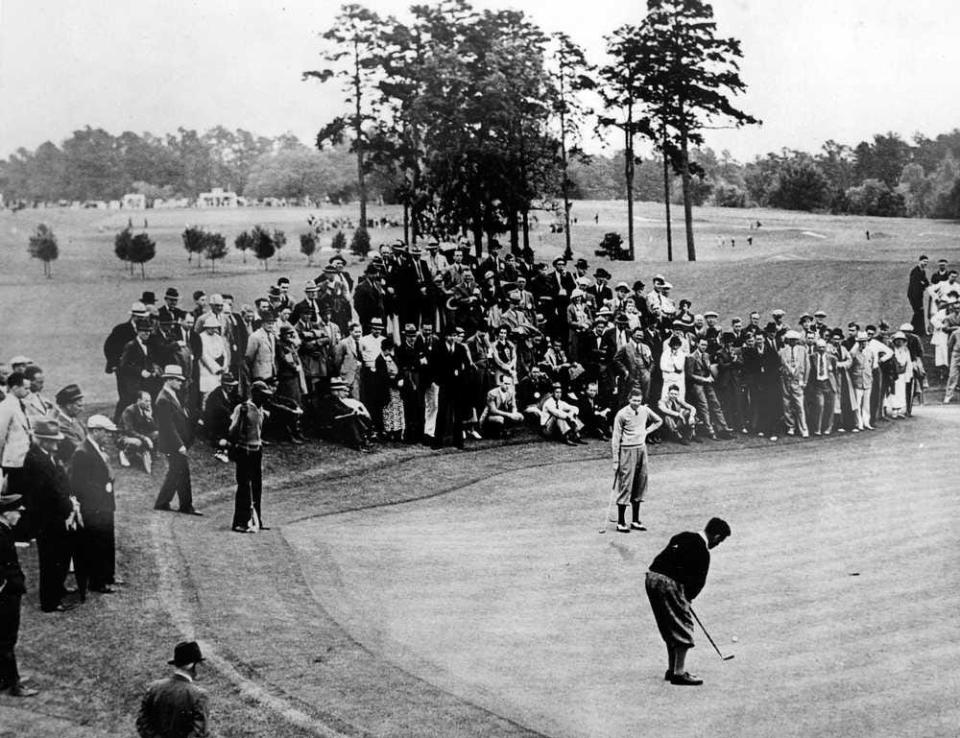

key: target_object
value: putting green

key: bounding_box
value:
[285,409,960,738]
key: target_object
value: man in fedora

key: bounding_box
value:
[137,641,209,738]
[104,302,150,421]
[157,287,184,325]
[70,415,120,595]
[0,490,37,696]
[22,418,76,612]
[153,366,202,516]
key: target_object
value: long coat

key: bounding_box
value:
[155,387,192,454]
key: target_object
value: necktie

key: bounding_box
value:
[355,338,362,360]
[819,354,825,378]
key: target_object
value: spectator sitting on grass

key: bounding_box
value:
[479,374,524,439]
[119,391,159,473]
[540,382,585,446]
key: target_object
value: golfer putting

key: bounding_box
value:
[645,517,731,685]
[606,388,662,533]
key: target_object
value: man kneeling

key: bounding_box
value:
[658,384,698,445]
[119,391,159,473]
[479,374,524,439]
[540,382,585,445]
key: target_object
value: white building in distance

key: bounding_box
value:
[122,193,147,209]
[197,187,238,208]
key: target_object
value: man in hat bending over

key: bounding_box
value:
[137,640,209,738]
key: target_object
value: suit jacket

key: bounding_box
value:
[742,344,780,389]
[0,394,32,467]
[155,386,191,454]
[137,673,209,738]
[290,298,322,326]
[613,341,654,393]
[23,445,73,534]
[848,345,874,390]
[429,340,471,388]
[809,351,839,392]
[121,404,158,442]
[649,531,711,601]
[0,519,26,596]
[907,265,929,305]
[70,438,115,514]
[778,345,809,386]
[244,329,277,381]
[157,305,185,326]
[103,320,137,373]
[119,339,159,399]
[334,336,364,387]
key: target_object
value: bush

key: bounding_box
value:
[28,223,58,277]
[204,232,228,271]
[300,233,317,265]
[235,230,254,263]
[713,183,747,208]
[251,225,276,269]
[182,226,207,265]
[595,232,629,260]
[768,159,831,212]
[844,179,907,217]
[331,230,347,252]
[350,226,370,258]
[127,233,156,279]
[115,227,133,273]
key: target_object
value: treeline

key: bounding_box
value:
[570,130,960,219]
[0,126,384,204]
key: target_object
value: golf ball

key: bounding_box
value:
[731,636,739,643]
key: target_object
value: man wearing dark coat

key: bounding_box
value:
[119,320,162,408]
[22,420,76,612]
[104,302,150,421]
[0,491,37,696]
[907,255,930,335]
[646,517,731,686]
[742,327,782,439]
[353,268,386,328]
[430,325,472,449]
[70,415,119,594]
[153,367,201,516]
[137,641,209,738]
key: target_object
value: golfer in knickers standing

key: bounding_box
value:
[610,388,662,532]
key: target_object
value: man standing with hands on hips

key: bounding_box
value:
[646,517,731,685]
[610,388,662,532]
[153,366,202,516]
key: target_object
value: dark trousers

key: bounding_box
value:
[870,369,884,423]
[905,378,915,416]
[155,453,193,511]
[36,530,69,611]
[433,384,464,449]
[77,510,115,591]
[750,383,780,435]
[232,449,263,529]
[402,387,424,443]
[0,594,21,687]
[811,380,836,434]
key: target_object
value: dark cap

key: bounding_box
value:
[168,641,205,667]
[0,493,24,513]
[140,291,156,305]
[220,372,239,386]
[55,384,84,406]
[164,287,180,299]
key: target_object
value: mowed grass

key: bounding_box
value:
[2,200,959,402]
[1,199,958,736]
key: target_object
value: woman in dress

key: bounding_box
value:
[885,332,913,419]
[197,314,227,403]
[375,338,405,442]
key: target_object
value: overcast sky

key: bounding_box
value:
[1,0,958,162]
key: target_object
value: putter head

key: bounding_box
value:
[722,654,735,661]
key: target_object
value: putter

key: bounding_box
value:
[690,606,735,661]
[597,482,618,534]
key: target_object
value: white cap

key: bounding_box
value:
[87,414,118,431]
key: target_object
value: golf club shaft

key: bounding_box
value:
[690,606,728,659]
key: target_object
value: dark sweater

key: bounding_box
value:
[649,531,711,601]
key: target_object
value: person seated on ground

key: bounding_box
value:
[200,372,239,446]
[322,377,374,452]
[658,383,698,445]
[575,380,611,440]
[516,363,554,424]
[540,382,585,446]
[119,391,159,472]
[479,373,524,439]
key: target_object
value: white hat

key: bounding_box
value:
[570,288,585,299]
[661,281,673,290]
[162,365,186,380]
[131,301,148,316]
[209,293,224,306]
[892,331,907,341]
[8,355,32,366]
[898,323,914,332]
[87,414,117,432]
[615,281,630,291]
[200,314,220,330]
[772,308,785,317]
[784,329,802,340]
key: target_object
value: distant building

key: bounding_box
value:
[197,187,238,208]
[122,193,147,209]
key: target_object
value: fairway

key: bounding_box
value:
[282,410,960,738]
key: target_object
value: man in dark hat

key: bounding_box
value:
[646,517,731,686]
[907,254,930,335]
[118,319,161,414]
[323,378,374,452]
[202,373,239,455]
[104,302,150,421]
[430,324,472,449]
[589,268,613,308]
[742,327,781,440]
[153,366,201,516]
[0,490,36,696]
[157,288,184,325]
[22,419,76,612]
[54,383,87,463]
[137,641,209,737]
